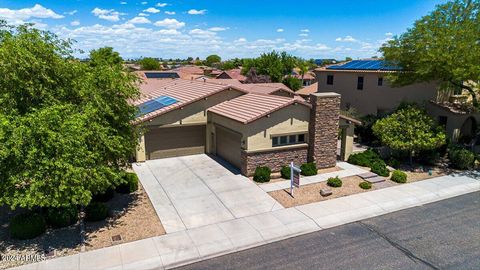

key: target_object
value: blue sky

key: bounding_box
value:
[0,0,447,60]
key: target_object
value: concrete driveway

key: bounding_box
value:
[133,154,283,233]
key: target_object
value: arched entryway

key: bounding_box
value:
[459,117,477,143]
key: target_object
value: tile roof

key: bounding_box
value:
[296,82,318,96]
[134,79,247,123]
[217,69,246,81]
[237,83,295,95]
[208,93,311,124]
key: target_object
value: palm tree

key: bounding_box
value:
[297,60,309,86]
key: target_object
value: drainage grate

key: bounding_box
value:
[111,235,122,242]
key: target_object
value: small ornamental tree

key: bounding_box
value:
[372,106,446,164]
[0,22,140,209]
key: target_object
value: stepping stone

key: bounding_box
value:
[364,176,386,183]
[358,172,378,179]
[320,188,332,197]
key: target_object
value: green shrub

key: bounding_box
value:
[391,170,407,183]
[85,202,109,222]
[386,158,400,168]
[348,149,381,167]
[116,172,139,194]
[359,182,372,189]
[92,187,115,202]
[253,166,271,183]
[371,161,389,177]
[280,166,291,179]
[9,212,46,240]
[46,206,78,228]
[449,147,475,170]
[327,176,342,187]
[300,162,317,176]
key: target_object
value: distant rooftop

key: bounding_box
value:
[326,60,401,71]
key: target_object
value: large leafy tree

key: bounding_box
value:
[242,51,296,82]
[372,106,446,164]
[138,57,160,70]
[0,22,140,209]
[89,46,123,66]
[205,54,221,67]
[380,0,480,107]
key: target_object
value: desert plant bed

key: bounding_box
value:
[268,176,372,208]
[0,183,165,270]
[253,166,342,185]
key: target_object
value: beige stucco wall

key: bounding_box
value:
[135,88,244,161]
[143,88,244,127]
[207,104,310,152]
[315,70,439,116]
[426,102,480,141]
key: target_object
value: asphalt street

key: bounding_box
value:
[176,192,480,270]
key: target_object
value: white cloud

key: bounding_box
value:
[138,12,149,16]
[141,2,148,5]
[144,7,160,13]
[187,9,207,15]
[91,8,123,22]
[154,18,185,29]
[299,33,308,37]
[208,27,228,32]
[128,16,151,24]
[0,4,64,24]
[120,2,127,4]
[156,3,168,7]
[235,38,247,43]
[66,10,77,16]
[335,35,357,42]
[189,28,216,38]
[276,28,284,32]
[70,20,80,26]
[165,11,175,15]
[300,29,310,33]
[385,32,393,37]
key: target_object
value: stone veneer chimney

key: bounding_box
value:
[308,92,341,168]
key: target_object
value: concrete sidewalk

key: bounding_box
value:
[13,174,479,270]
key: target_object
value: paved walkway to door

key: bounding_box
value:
[133,154,284,233]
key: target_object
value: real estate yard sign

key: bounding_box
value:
[290,162,301,197]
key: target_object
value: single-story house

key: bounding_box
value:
[216,69,247,82]
[134,78,356,176]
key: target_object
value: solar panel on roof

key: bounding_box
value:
[326,60,401,71]
[144,72,180,79]
[136,95,178,117]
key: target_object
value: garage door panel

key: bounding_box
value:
[146,125,206,159]
[216,126,241,168]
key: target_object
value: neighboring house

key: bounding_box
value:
[315,59,479,142]
[133,78,357,176]
[315,60,439,116]
[291,70,316,86]
[216,69,247,82]
[296,82,318,99]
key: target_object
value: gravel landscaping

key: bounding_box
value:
[268,164,453,208]
[268,176,371,208]
[0,183,164,270]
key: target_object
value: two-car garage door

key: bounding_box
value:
[145,125,206,159]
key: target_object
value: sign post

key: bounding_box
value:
[290,162,301,197]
